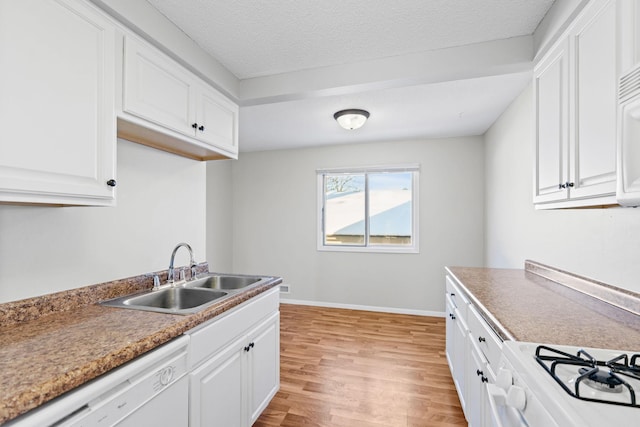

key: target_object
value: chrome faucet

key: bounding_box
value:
[167,243,197,284]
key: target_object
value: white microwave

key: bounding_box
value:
[617,64,640,206]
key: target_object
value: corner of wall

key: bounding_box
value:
[533,0,590,60]
[88,0,239,99]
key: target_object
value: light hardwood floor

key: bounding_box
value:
[254,303,466,427]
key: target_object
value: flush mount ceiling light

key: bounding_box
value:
[334,109,370,130]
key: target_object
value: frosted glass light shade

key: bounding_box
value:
[334,109,370,130]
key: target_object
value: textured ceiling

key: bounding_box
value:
[147,0,554,79]
[145,0,556,152]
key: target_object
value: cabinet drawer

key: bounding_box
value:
[467,305,502,369]
[188,287,279,369]
[446,275,468,319]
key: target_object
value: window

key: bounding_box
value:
[317,164,419,253]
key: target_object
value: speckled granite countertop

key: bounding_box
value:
[446,261,640,351]
[0,264,281,424]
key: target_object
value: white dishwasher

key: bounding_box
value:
[5,335,189,427]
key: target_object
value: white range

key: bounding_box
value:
[488,341,640,426]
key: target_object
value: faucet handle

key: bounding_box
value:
[179,268,186,282]
[152,275,161,290]
[190,265,198,281]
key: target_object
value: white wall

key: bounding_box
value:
[206,160,234,272]
[484,84,640,293]
[230,138,485,313]
[0,139,206,303]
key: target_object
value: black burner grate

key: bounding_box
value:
[534,345,640,408]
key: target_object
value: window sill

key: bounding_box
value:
[317,245,419,254]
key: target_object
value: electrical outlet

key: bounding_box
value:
[279,284,290,294]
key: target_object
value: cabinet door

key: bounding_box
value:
[534,39,570,204]
[445,295,456,370]
[123,36,195,137]
[466,339,488,427]
[196,84,239,158]
[0,0,116,205]
[247,312,280,425]
[452,306,468,413]
[190,336,246,427]
[569,0,617,199]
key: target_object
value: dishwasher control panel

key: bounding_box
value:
[66,349,188,427]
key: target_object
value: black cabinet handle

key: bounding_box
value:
[559,183,566,189]
[450,313,456,320]
[249,342,255,349]
[192,123,198,129]
[476,369,483,377]
[106,179,117,187]
[567,182,574,187]
[198,125,205,131]
[481,376,488,383]
[478,336,486,343]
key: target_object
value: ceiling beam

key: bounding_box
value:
[238,36,534,106]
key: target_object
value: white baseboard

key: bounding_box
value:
[280,298,445,317]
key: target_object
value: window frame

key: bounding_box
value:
[316,164,420,254]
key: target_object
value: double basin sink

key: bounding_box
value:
[101,274,270,315]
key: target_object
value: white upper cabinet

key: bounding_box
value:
[196,84,239,156]
[0,0,117,206]
[119,35,239,160]
[534,0,618,208]
[569,0,618,200]
[534,39,570,204]
[122,36,195,137]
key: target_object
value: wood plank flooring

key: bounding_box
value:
[254,303,466,427]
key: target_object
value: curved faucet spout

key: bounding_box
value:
[168,243,196,284]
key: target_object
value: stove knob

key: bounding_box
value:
[506,385,526,411]
[496,368,513,391]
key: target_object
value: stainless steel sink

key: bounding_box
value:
[186,274,264,290]
[101,287,229,315]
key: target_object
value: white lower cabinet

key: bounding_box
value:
[445,276,469,414]
[190,335,245,426]
[445,271,503,427]
[247,313,280,423]
[187,288,280,427]
[467,308,503,427]
[466,339,489,427]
